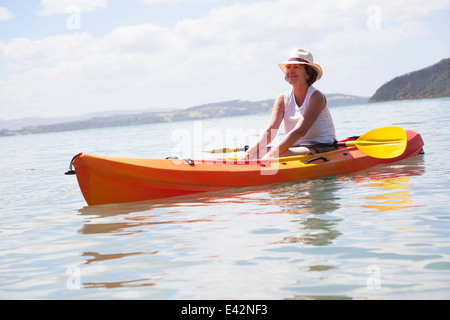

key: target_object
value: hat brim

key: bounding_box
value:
[278,61,323,81]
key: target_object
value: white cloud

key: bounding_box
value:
[3,33,96,62]
[0,7,13,21]
[141,0,218,3]
[37,0,107,15]
[141,0,184,3]
[1,0,449,120]
[377,0,450,21]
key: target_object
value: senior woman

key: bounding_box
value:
[241,49,337,160]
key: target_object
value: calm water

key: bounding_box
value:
[1,98,450,300]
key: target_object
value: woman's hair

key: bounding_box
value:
[284,65,318,86]
[304,65,318,86]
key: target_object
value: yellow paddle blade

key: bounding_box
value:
[346,126,407,159]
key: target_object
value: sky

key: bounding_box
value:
[0,0,449,120]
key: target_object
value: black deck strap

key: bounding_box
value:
[184,158,195,166]
[303,156,329,164]
[333,140,339,148]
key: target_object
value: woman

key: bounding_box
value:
[241,49,337,160]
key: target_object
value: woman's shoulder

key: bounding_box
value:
[308,85,320,95]
[309,86,325,98]
[278,88,294,105]
[308,87,327,109]
[274,93,285,108]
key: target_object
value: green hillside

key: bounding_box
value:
[1,94,367,136]
[370,58,450,103]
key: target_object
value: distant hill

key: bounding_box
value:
[326,93,368,106]
[370,58,450,103]
[0,100,273,136]
[0,93,368,136]
[0,107,173,131]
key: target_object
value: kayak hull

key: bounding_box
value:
[71,130,424,205]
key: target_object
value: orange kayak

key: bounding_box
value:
[68,129,424,206]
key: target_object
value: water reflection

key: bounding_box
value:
[75,189,278,291]
[78,215,213,235]
[270,179,343,247]
[82,250,159,265]
[267,156,425,247]
[352,157,425,213]
[264,157,426,300]
[360,176,414,212]
[73,156,425,292]
[83,275,166,289]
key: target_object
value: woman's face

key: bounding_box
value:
[285,64,308,85]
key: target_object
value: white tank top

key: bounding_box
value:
[283,86,336,145]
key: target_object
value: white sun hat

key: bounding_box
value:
[278,48,323,81]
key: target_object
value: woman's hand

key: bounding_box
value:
[262,148,278,160]
[239,152,250,161]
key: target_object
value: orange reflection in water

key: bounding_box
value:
[361,176,418,212]
[79,216,213,235]
[82,250,159,265]
[354,157,425,213]
[83,274,168,289]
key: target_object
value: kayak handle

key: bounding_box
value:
[303,156,329,164]
[65,153,82,175]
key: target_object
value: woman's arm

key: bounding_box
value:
[263,90,326,159]
[241,94,285,160]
